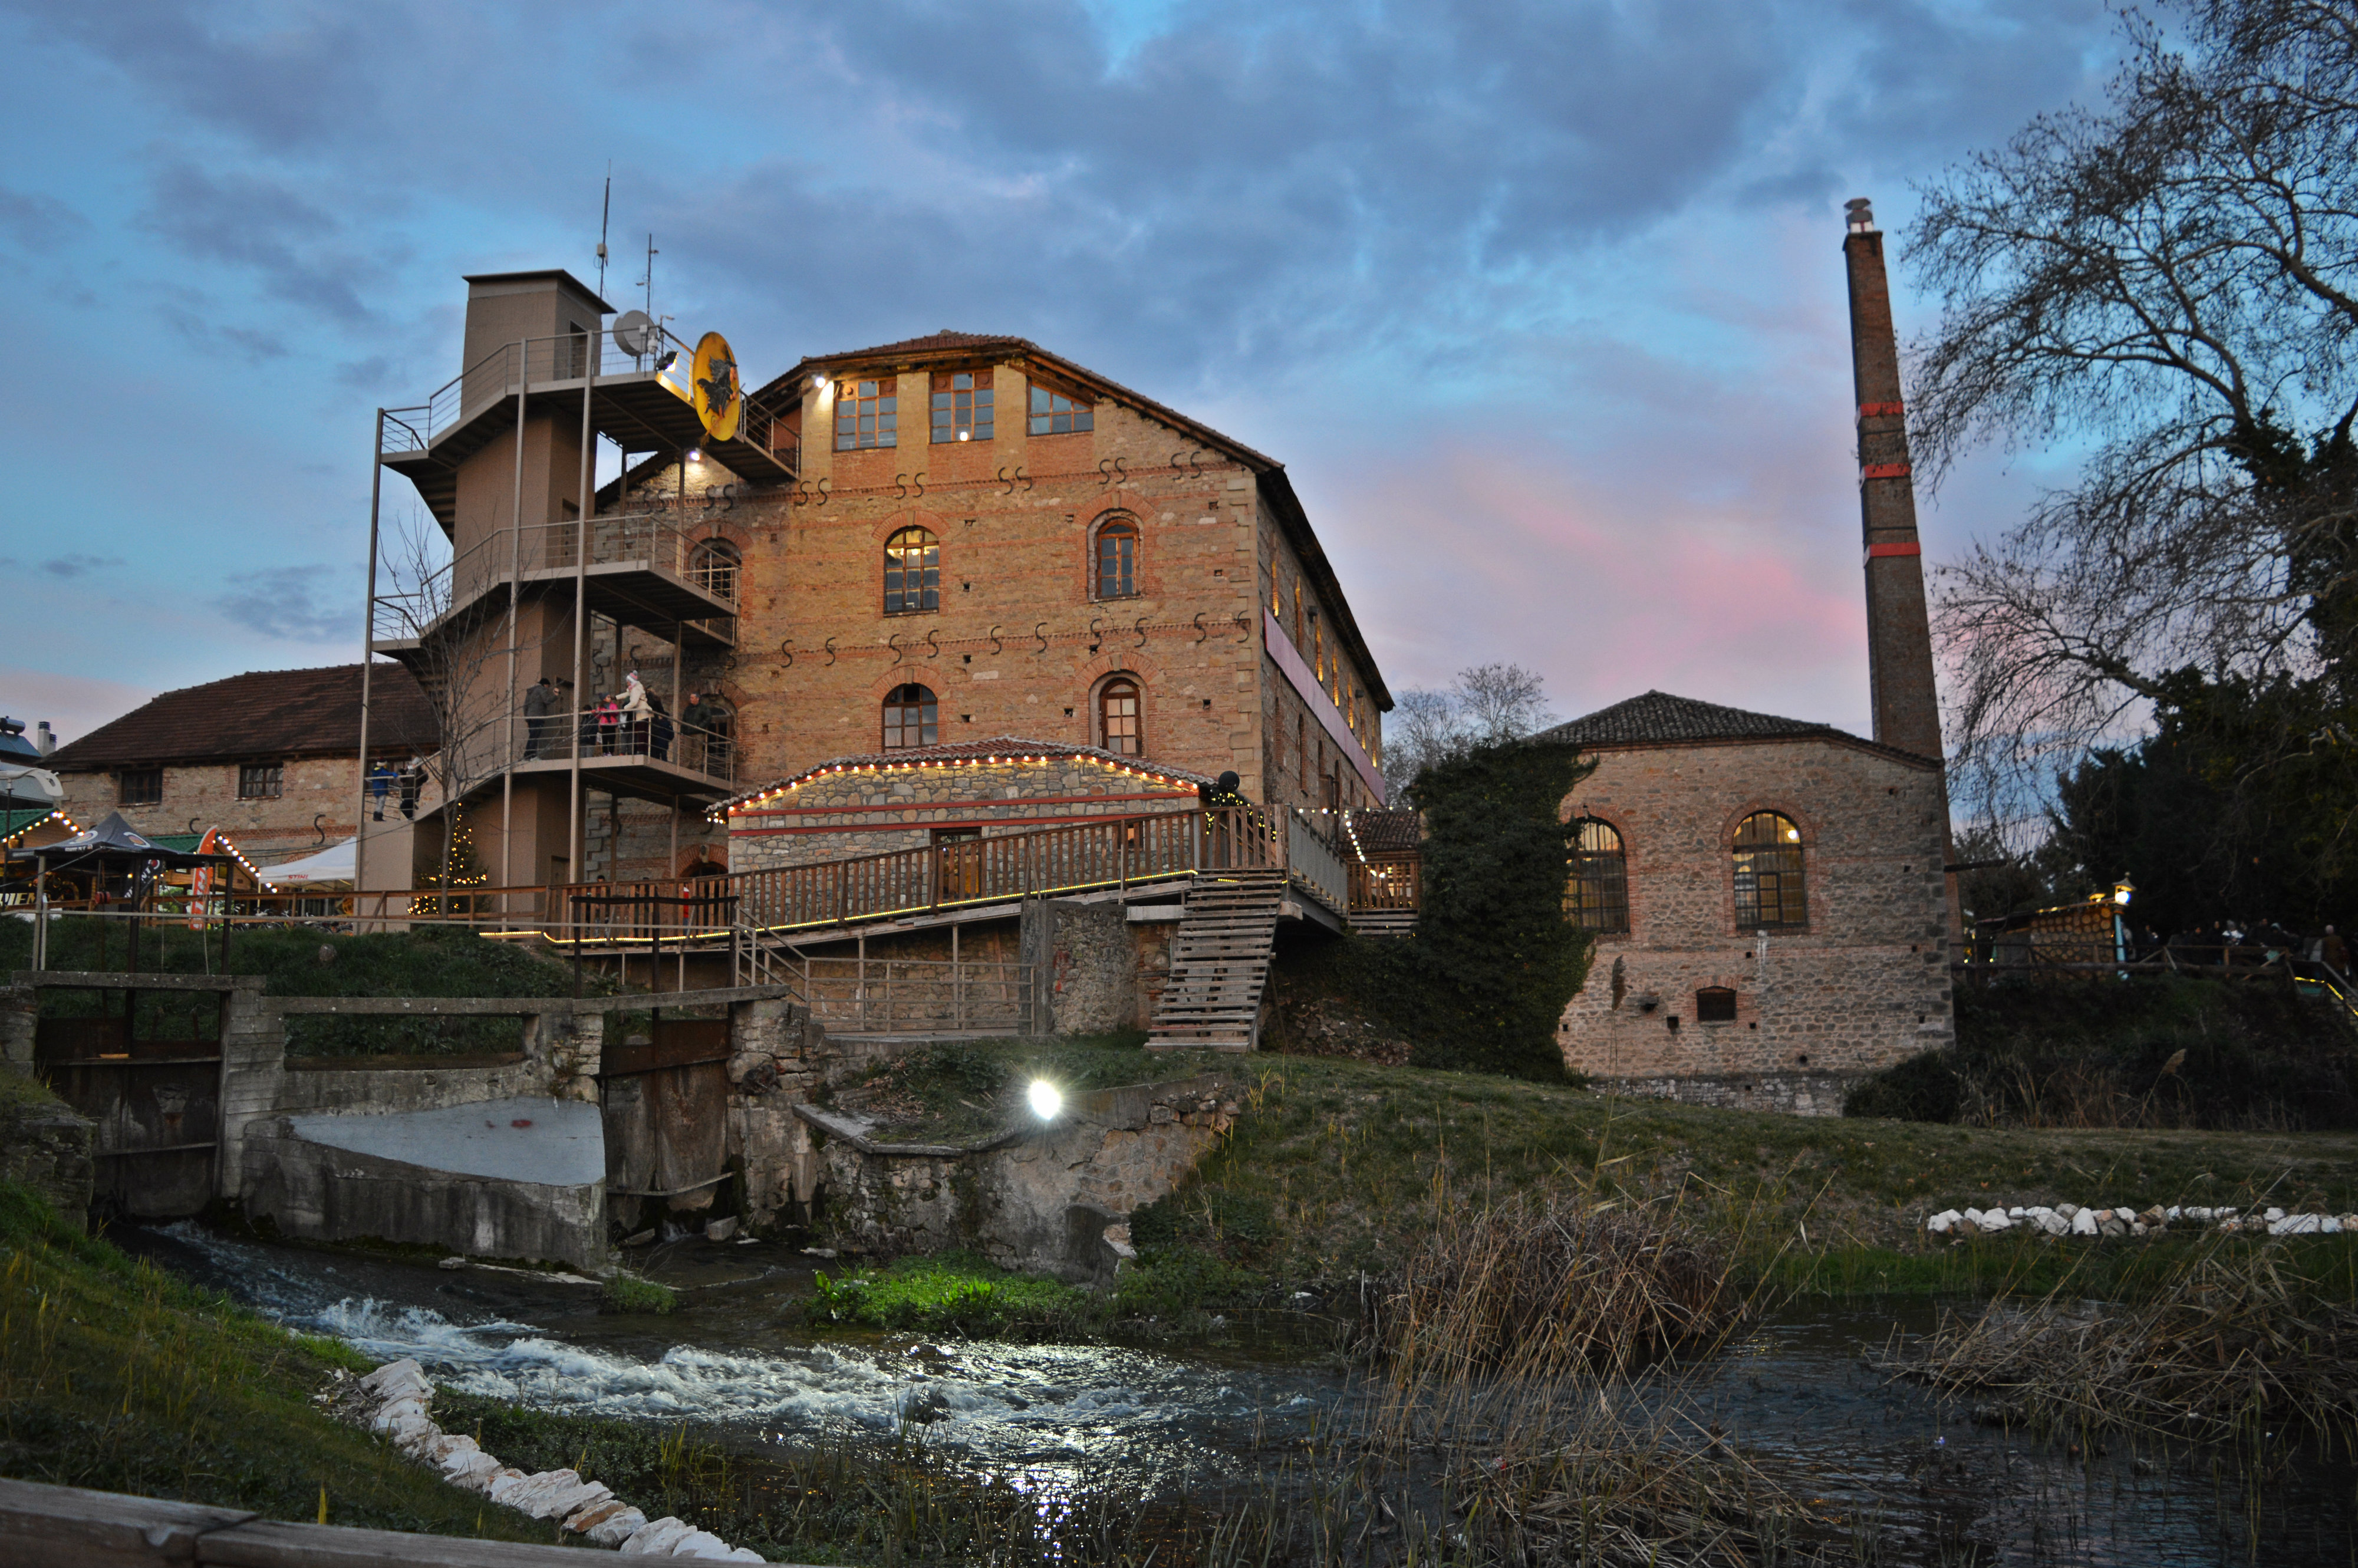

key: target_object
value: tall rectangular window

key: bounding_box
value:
[1028,383,1094,435]
[931,371,993,443]
[238,763,284,800]
[834,377,897,450]
[117,767,161,806]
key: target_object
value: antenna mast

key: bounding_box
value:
[640,234,658,321]
[596,165,612,298]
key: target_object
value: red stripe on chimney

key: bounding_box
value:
[1860,462,1912,479]
[1857,400,1905,419]
[1865,542,1922,559]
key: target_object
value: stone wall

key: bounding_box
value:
[0,1020,94,1229]
[729,754,1203,871]
[54,753,442,868]
[804,1075,1237,1280]
[1557,735,1953,1108]
[1020,899,1140,1034]
[1586,1070,1861,1117]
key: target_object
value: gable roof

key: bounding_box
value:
[45,664,439,771]
[722,736,1217,816]
[747,335,1391,711]
[1537,691,1938,766]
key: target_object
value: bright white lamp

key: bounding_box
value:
[1027,1079,1063,1121]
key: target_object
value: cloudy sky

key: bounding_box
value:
[1,0,2115,748]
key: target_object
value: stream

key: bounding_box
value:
[124,1223,2358,1565]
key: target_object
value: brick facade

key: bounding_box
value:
[1547,699,1953,1113]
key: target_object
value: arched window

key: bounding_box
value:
[1099,677,1142,755]
[884,527,938,615]
[1094,519,1138,599]
[689,538,740,602]
[882,683,937,750]
[1733,811,1807,929]
[1565,819,1629,933]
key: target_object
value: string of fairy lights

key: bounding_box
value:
[4,809,282,890]
[717,746,1208,825]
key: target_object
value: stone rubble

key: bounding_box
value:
[345,1357,763,1559]
[1923,1203,2356,1239]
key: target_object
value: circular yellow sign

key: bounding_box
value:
[691,331,741,443]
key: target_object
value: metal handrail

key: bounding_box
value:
[378,325,793,465]
[370,511,739,647]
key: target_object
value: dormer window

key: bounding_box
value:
[1029,383,1094,436]
[834,377,897,450]
[931,371,993,443]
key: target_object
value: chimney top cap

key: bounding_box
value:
[1845,197,1877,233]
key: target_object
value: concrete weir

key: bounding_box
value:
[243,1098,607,1271]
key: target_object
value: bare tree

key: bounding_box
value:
[1381,663,1559,794]
[1909,0,2358,838]
[378,513,522,898]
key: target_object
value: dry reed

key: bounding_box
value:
[1359,1193,1740,1378]
[1898,1236,2358,1452]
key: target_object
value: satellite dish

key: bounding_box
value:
[691,331,742,443]
[612,309,656,357]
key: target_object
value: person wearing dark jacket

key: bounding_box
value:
[521,677,557,759]
[649,694,676,762]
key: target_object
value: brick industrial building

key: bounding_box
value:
[366,279,1390,899]
[1539,200,1958,1109]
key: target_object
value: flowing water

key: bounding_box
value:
[124,1223,2358,1565]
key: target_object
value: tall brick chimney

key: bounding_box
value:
[1842,198,1944,763]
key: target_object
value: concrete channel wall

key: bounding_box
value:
[5,972,1236,1282]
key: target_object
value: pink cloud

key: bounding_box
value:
[1,667,159,752]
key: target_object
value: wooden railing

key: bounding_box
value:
[1349,855,1421,913]
[560,806,1282,945]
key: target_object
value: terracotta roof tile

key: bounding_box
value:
[1346,809,1422,854]
[1539,691,1838,749]
[1536,690,1940,766]
[46,664,437,770]
[820,330,1035,361]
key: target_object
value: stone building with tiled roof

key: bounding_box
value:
[44,664,437,868]
[1536,687,1954,1111]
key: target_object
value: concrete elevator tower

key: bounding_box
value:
[1841,198,1945,763]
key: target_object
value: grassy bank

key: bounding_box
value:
[1847,975,2358,1128]
[0,1178,556,1544]
[1131,1053,2358,1292]
[829,1035,1233,1144]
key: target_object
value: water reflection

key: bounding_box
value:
[124,1221,2358,1564]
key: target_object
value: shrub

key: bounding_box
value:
[1843,1048,1964,1121]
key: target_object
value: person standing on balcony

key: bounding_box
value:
[367,760,396,821]
[621,671,652,755]
[2326,925,2349,974]
[595,694,621,755]
[521,677,557,760]
[648,693,674,762]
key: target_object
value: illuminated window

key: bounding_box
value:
[930,370,993,443]
[1733,811,1807,929]
[1028,382,1094,435]
[1270,578,1282,618]
[882,684,937,750]
[238,763,284,800]
[1099,677,1142,755]
[833,377,897,450]
[1094,520,1138,599]
[689,538,740,601]
[1696,987,1738,1023]
[884,527,939,615]
[1566,819,1629,933]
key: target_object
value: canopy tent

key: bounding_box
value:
[8,811,217,871]
[256,836,356,888]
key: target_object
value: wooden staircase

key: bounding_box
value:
[1147,871,1286,1049]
